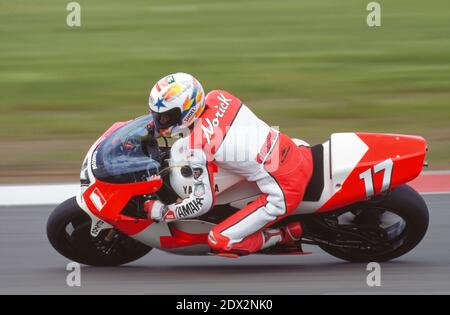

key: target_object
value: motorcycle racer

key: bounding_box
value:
[144,72,313,256]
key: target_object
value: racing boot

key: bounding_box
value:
[210,222,303,257]
[261,221,303,250]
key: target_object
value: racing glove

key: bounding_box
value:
[144,199,176,222]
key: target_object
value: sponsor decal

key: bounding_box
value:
[183,184,219,195]
[157,75,175,90]
[91,220,105,236]
[166,75,175,84]
[256,129,278,164]
[183,107,197,124]
[201,93,233,144]
[90,188,106,211]
[194,182,206,197]
[91,150,98,170]
[183,185,193,195]
[175,198,204,218]
[192,167,203,179]
[154,75,176,95]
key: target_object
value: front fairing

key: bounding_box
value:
[76,115,163,237]
[92,115,161,184]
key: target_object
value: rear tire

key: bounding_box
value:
[319,185,429,262]
[47,197,152,266]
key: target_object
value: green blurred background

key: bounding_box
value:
[0,0,449,183]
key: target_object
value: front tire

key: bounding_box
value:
[318,185,429,262]
[47,197,152,266]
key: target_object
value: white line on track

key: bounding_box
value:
[421,170,450,175]
[420,191,450,196]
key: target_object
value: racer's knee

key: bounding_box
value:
[260,179,303,220]
[263,193,302,226]
[263,202,285,221]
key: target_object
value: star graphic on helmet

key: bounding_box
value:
[154,97,166,111]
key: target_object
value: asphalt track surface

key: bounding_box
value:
[0,194,449,295]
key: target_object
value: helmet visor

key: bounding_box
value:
[151,108,182,131]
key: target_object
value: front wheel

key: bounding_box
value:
[315,185,429,262]
[47,197,152,267]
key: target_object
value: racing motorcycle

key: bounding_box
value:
[47,114,429,266]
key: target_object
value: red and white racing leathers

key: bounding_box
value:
[161,90,313,255]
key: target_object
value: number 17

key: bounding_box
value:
[359,159,393,198]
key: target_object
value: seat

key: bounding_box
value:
[302,144,324,202]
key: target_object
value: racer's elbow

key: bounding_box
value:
[196,192,214,217]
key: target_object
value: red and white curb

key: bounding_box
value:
[0,171,449,206]
[408,171,450,195]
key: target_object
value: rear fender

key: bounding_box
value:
[318,132,426,212]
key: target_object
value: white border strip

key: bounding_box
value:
[0,170,449,206]
[0,184,79,206]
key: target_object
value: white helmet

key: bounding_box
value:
[149,73,205,137]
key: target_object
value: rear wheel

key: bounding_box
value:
[47,197,152,266]
[314,185,429,262]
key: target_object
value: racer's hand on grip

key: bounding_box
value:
[144,199,176,222]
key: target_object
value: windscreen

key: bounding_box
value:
[91,115,161,184]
